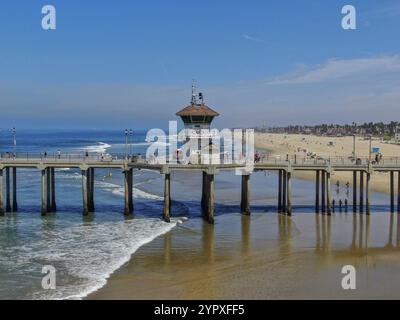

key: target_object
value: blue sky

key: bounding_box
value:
[0,0,400,129]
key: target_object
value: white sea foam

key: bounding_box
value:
[27,217,184,300]
[81,142,111,154]
[97,180,163,201]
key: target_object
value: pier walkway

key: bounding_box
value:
[1,153,400,223]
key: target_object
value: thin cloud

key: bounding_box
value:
[267,56,400,85]
[364,2,400,18]
[242,33,265,43]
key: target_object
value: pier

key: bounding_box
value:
[1,154,400,223]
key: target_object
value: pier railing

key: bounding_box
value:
[1,152,400,167]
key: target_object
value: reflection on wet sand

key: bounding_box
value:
[314,212,400,254]
[90,211,400,299]
[241,214,251,258]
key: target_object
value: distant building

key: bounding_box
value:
[395,133,400,144]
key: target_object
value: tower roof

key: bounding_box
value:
[176,104,219,117]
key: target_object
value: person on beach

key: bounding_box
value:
[57,150,61,159]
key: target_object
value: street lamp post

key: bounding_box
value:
[369,134,372,164]
[129,129,133,156]
[12,128,16,158]
[125,129,128,160]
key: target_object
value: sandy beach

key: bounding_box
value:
[89,211,400,300]
[255,132,400,195]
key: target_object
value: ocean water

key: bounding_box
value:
[0,130,395,299]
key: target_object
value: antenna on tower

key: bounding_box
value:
[191,79,197,105]
[199,92,204,105]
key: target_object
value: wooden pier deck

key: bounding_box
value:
[0,154,400,222]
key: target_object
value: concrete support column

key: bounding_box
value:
[366,172,371,215]
[282,170,287,213]
[278,170,283,212]
[5,167,10,212]
[201,171,206,211]
[41,169,47,216]
[124,169,132,215]
[82,169,88,216]
[321,171,326,213]
[12,167,17,212]
[241,174,250,215]
[51,168,56,212]
[359,171,364,213]
[315,170,320,213]
[397,171,400,214]
[88,167,95,213]
[128,169,133,214]
[46,167,51,213]
[353,171,357,213]
[205,174,215,224]
[287,171,292,216]
[326,171,331,215]
[163,173,171,223]
[0,169,4,215]
[203,174,209,217]
[390,171,395,212]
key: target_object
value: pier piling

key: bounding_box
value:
[315,170,320,213]
[89,168,95,213]
[41,169,47,216]
[390,171,395,212]
[5,167,11,212]
[201,171,206,211]
[360,171,364,213]
[46,168,51,213]
[12,167,17,212]
[366,172,371,215]
[51,168,56,212]
[321,171,326,213]
[241,174,251,215]
[204,174,215,224]
[124,169,133,215]
[0,169,4,215]
[82,169,89,216]
[278,170,283,212]
[326,171,331,215]
[353,171,357,213]
[163,173,171,223]
[282,170,287,213]
[287,171,292,216]
[398,171,400,214]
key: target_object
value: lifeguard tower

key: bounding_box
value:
[176,83,220,163]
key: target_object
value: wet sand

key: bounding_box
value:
[89,211,400,300]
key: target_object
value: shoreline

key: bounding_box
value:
[255,132,400,196]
